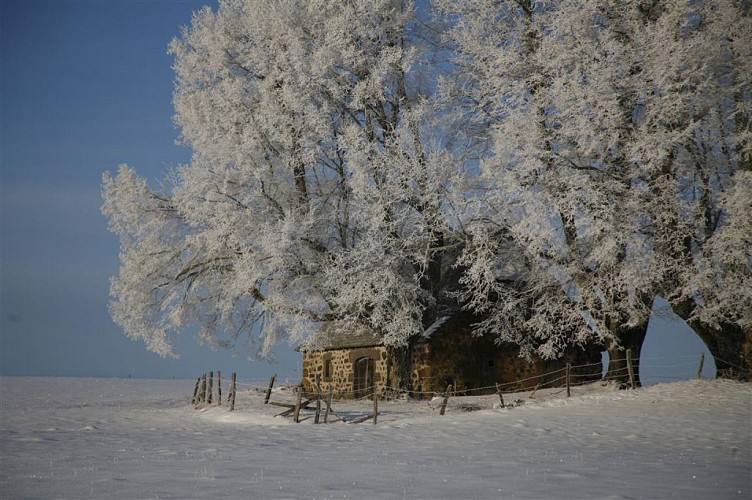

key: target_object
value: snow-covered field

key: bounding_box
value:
[1,377,749,499]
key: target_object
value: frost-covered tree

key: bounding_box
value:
[443,0,751,380]
[104,0,751,383]
[687,170,752,378]
[666,1,752,378]
[102,0,473,385]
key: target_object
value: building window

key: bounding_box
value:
[488,359,495,367]
[323,359,332,381]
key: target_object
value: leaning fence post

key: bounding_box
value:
[265,373,276,404]
[626,349,636,389]
[372,384,378,425]
[191,376,201,406]
[293,384,304,423]
[200,373,207,403]
[529,382,541,399]
[495,383,505,408]
[697,353,705,380]
[439,385,452,416]
[217,370,222,406]
[229,372,237,411]
[566,363,571,398]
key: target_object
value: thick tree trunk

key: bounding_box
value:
[673,299,751,381]
[687,321,751,381]
[604,322,649,387]
[389,229,444,398]
[387,344,415,397]
[420,231,444,328]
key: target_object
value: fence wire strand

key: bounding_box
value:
[191,351,742,413]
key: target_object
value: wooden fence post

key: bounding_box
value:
[293,384,304,423]
[439,385,452,416]
[200,373,207,403]
[626,349,636,389]
[217,370,222,406]
[265,373,276,404]
[324,386,333,423]
[191,376,201,406]
[229,372,237,411]
[529,383,541,399]
[697,353,705,380]
[566,363,571,398]
[372,384,378,425]
[495,383,505,408]
[207,371,214,404]
[314,375,322,424]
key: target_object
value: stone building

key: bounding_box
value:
[300,234,602,399]
[300,311,602,399]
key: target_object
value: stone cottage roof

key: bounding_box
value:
[298,322,382,352]
[301,307,464,352]
[300,231,526,353]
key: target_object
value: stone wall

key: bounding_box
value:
[410,332,546,396]
[409,343,432,396]
[302,346,390,399]
[409,313,602,396]
[301,316,602,399]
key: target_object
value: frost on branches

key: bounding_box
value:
[443,0,751,380]
[102,0,473,369]
[103,0,751,380]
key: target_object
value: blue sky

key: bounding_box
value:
[1,0,299,381]
[0,0,712,383]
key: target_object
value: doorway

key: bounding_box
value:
[353,357,375,398]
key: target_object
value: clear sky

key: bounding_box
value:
[0,0,713,383]
[1,0,300,382]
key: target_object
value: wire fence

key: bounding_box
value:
[188,351,747,417]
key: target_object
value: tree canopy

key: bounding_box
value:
[103,0,751,379]
[440,0,751,376]
[103,0,473,359]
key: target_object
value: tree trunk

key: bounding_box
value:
[420,230,444,328]
[672,299,751,381]
[604,322,649,387]
[387,344,415,397]
[687,320,751,381]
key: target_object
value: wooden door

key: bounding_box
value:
[353,357,375,398]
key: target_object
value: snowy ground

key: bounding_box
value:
[1,377,749,499]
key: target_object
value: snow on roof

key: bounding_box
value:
[299,322,382,352]
[422,315,451,339]
[302,308,463,351]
